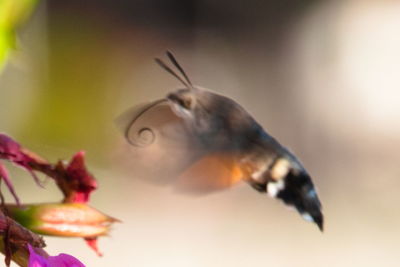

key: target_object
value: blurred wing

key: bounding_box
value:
[174,153,245,194]
[116,99,202,184]
[116,100,245,193]
[116,99,177,147]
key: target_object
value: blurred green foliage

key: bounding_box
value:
[0,0,38,71]
[0,1,119,165]
[20,18,117,161]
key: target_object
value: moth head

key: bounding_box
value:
[155,51,243,141]
[155,52,217,128]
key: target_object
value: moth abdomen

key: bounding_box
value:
[276,170,323,231]
[245,156,323,231]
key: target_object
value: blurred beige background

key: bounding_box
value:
[1,0,400,266]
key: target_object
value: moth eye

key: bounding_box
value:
[167,92,194,111]
[181,98,192,110]
[175,96,192,110]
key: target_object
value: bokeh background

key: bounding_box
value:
[1,0,400,266]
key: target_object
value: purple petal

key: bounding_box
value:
[28,244,85,267]
[28,245,49,267]
[47,253,86,267]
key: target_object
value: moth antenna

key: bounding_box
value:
[155,58,191,88]
[166,51,193,87]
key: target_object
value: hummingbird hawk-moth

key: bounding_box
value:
[117,51,323,231]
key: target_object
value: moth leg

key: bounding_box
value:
[238,159,268,193]
[249,180,267,193]
[244,177,267,193]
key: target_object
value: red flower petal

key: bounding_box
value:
[60,151,97,203]
[0,163,20,205]
[84,237,102,257]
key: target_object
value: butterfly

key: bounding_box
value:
[117,51,323,231]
